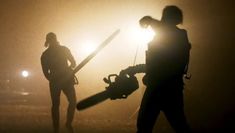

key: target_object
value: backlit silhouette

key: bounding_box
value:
[41,32,77,133]
[121,5,192,133]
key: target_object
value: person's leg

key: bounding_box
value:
[137,88,160,133]
[62,84,76,132]
[49,83,61,133]
[163,90,191,133]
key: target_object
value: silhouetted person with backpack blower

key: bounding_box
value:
[41,32,77,133]
[121,5,191,133]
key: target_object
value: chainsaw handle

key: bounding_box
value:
[108,74,118,82]
[103,74,118,84]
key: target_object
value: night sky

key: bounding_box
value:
[0,0,235,132]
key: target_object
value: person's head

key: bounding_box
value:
[161,5,183,25]
[44,32,59,47]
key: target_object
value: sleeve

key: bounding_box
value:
[40,53,50,81]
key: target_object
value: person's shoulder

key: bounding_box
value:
[181,29,188,34]
[175,28,188,38]
[59,45,69,50]
[177,28,188,34]
[177,28,191,48]
[60,45,71,53]
[41,49,49,60]
[42,48,50,56]
[176,27,186,32]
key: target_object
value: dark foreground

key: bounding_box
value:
[0,91,135,133]
[0,88,180,133]
[0,90,137,133]
[3,90,234,133]
[0,104,138,133]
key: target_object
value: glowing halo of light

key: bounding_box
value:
[127,25,156,45]
[21,70,29,78]
[141,27,156,43]
[81,40,97,56]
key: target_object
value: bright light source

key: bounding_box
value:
[141,27,156,43]
[81,41,97,56]
[127,25,156,45]
[21,70,29,78]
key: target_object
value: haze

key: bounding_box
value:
[0,0,234,132]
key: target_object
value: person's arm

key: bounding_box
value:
[120,64,146,76]
[65,47,76,68]
[139,16,161,30]
[181,29,192,79]
[40,54,50,81]
[184,30,192,50]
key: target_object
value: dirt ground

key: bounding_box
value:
[0,104,137,133]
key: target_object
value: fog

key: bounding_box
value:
[0,0,234,132]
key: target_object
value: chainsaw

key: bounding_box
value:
[76,73,139,111]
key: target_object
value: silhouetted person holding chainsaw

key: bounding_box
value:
[121,5,191,133]
[41,32,77,133]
